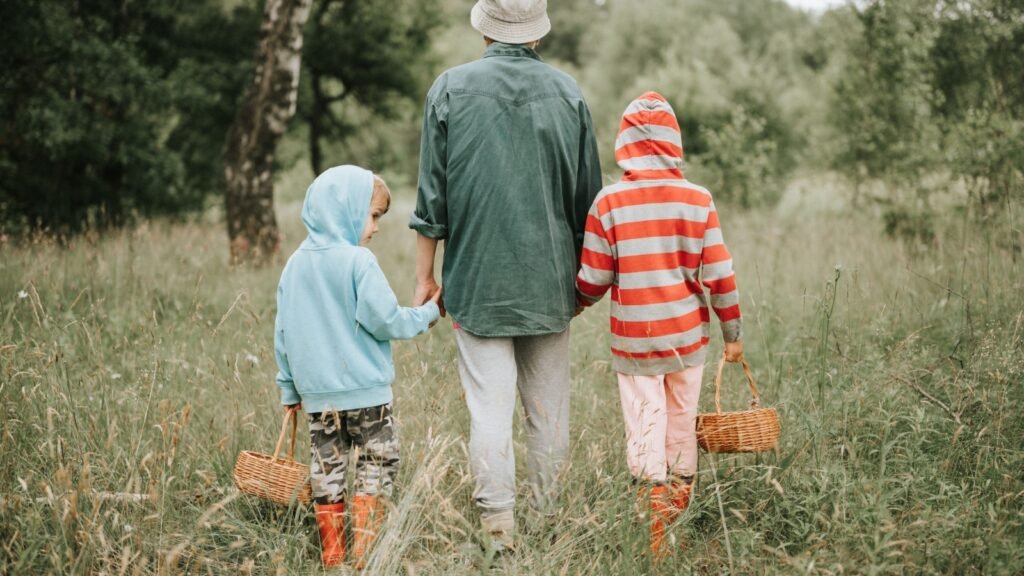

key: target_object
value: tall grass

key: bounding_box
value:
[1,178,1022,574]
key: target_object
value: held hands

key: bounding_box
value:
[724,341,744,363]
[573,292,587,317]
[414,278,444,328]
[427,284,443,328]
[413,277,446,317]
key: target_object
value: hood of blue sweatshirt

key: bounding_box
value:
[274,165,439,413]
[300,165,373,250]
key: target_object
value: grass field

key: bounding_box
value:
[1,178,1022,575]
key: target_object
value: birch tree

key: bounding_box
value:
[224,0,312,264]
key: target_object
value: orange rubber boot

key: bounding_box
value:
[670,479,693,515]
[351,495,385,570]
[314,502,346,567]
[669,479,693,549]
[647,485,672,560]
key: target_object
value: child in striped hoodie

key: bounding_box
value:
[576,92,744,558]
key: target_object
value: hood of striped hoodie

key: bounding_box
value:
[614,91,684,181]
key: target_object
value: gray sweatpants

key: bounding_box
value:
[455,328,571,516]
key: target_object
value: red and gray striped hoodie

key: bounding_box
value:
[576,91,741,375]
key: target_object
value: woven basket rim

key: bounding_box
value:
[698,406,779,418]
[236,450,307,469]
[237,449,307,466]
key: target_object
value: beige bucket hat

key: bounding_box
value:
[470,0,551,45]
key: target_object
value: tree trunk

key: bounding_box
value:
[305,0,336,178]
[224,0,313,265]
[309,68,325,177]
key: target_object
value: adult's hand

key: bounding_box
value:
[427,284,444,328]
[414,277,446,317]
[414,234,445,317]
[724,341,744,363]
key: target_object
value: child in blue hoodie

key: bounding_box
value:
[274,165,441,568]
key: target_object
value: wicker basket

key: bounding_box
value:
[233,407,312,505]
[696,358,780,453]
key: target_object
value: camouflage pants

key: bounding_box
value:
[308,403,400,505]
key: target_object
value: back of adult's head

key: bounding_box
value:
[470,0,550,45]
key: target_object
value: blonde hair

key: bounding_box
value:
[371,175,391,214]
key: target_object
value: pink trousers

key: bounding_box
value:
[617,364,704,483]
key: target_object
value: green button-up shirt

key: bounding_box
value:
[410,42,603,337]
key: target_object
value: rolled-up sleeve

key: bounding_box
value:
[410,92,449,239]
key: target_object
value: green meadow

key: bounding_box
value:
[2,177,1021,575]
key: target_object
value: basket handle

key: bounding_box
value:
[271,407,299,462]
[713,356,761,413]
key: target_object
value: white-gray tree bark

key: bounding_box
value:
[224,0,312,264]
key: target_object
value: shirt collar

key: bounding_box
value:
[483,42,543,62]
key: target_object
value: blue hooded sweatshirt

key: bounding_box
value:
[274,165,440,412]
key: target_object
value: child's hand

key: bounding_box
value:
[724,341,744,362]
[574,292,587,317]
[414,278,446,317]
[428,286,443,328]
[285,403,302,413]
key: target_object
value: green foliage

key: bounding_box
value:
[542,0,607,67]
[0,1,260,233]
[0,0,445,232]
[299,0,443,176]
[830,0,942,186]
[932,0,1024,209]
[579,0,824,207]
[883,205,937,247]
[2,0,1017,233]
[830,0,1024,215]
[701,109,780,208]
[164,5,262,209]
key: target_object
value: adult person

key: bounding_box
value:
[409,0,602,552]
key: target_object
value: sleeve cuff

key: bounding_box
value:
[279,383,301,406]
[408,214,447,239]
[421,301,440,323]
[721,320,742,343]
[576,288,598,307]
